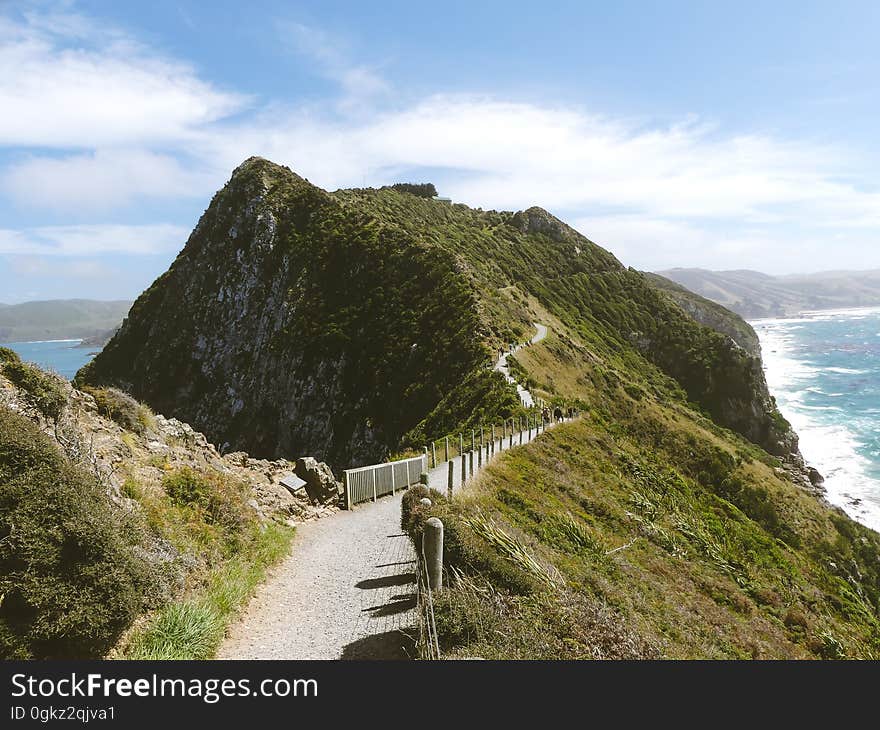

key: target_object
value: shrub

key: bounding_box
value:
[400,484,446,533]
[388,182,438,198]
[161,467,254,542]
[1,359,66,421]
[0,347,20,366]
[0,406,159,658]
[83,386,153,435]
[402,492,539,596]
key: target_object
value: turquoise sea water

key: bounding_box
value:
[1,339,97,380]
[754,307,880,532]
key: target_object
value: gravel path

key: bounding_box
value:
[218,489,419,659]
[494,323,548,407]
[220,325,558,660]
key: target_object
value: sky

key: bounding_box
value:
[3,0,880,302]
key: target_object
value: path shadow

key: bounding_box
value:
[362,596,417,617]
[375,560,415,568]
[340,630,416,660]
[356,572,415,590]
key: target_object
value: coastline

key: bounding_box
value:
[752,307,880,533]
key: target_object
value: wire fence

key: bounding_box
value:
[416,541,441,660]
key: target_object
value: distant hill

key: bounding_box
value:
[658,268,880,319]
[0,299,131,343]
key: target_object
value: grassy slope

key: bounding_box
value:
[336,188,792,457]
[411,408,880,659]
[0,300,131,342]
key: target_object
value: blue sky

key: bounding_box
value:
[3,0,880,302]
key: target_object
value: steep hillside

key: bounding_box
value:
[643,272,761,357]
[79,157,795,471]
[0,299,131,343]
[659,267,880,319]
[405,414,880,659]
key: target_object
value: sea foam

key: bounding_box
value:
[754,308,880,533]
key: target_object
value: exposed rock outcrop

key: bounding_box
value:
[294,456,342,504]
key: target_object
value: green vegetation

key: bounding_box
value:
[386,182,438,198]
[80,158,793,470]
[82,385,155,435]
[0,407,162,659]
[1,348,66,421]
[0,379,293,659]
[643,272,761,356]
[121,522,293,660]
[113,466,294,659]
[404,412,880,659]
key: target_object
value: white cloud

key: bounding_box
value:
[4,7,880,275]
[0,10,245,149]
[9,255,115,279]
[0,223,189,256]
[3,149,218,210]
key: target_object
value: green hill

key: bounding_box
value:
[79,157,794,468]
[0,299,131,343]
[62,156,880,658]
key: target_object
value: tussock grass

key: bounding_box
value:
[406,412,880,659]
[121,522,293,660]
[462,513,564,589]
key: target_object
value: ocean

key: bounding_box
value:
[754,307,880,532]
[1,339,97,380]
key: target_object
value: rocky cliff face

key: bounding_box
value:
[79,157,798,469]
[77,158,491,468]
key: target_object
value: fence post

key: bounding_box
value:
[423,518,444,592]
[371,468,377,502]
[343,471,351,510]
[480,426,484,448]
[519,420,523,445]
[477,443,482,469]
[469,450,474,477]
[391,465,396,496]
[445,437,449,462]
[509,420,514,448]
[420,471,429,486]
[432,442,437,469]
[459,433,464,458]
[447,459,454,498]
[471,430,475,452]
[460,452,466,486]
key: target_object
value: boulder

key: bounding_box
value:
[807,466,825,488]
[294,456,342,504]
